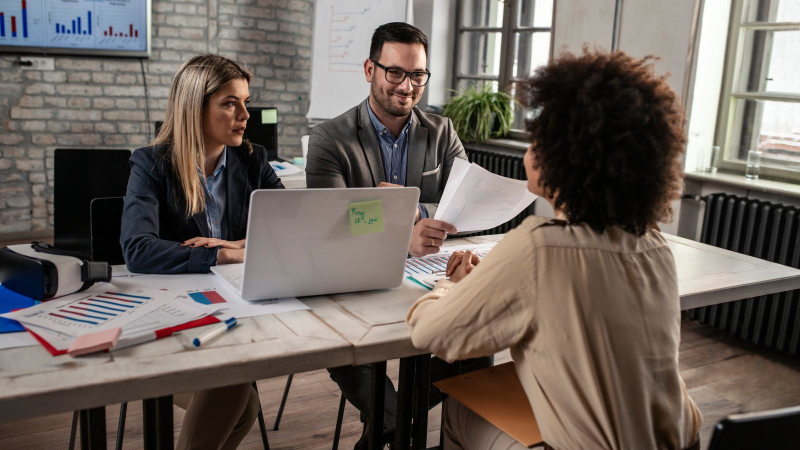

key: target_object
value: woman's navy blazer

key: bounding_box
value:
[121,143,284,274]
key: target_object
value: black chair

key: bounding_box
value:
[273,374,348,450]
[707,405,800,449]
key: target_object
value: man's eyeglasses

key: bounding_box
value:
[371,60,431,87]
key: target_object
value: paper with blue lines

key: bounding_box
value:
[404,243,497,277]
[0,288,173,337]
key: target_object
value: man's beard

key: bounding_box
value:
[371,81,416,117]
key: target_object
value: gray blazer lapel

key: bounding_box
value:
[406,110,428,189]
[357,101,386,185]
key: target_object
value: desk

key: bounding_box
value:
[1,233,799,449]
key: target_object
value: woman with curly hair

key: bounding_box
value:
[406,50,702,450]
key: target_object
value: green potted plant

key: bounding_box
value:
[442,83,515,144]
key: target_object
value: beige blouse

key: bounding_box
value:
[406,215,702,450]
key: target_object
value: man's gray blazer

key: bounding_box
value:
[305,100,467,218]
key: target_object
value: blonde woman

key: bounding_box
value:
[121,54,282,449]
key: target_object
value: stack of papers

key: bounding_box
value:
[1,288,222,355]
[435,159,537,233]
[269,160,304,176]
[405,243,497,289]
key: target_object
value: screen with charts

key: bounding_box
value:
[0,0,150,57]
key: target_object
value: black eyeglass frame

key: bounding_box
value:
[370,59,432,87]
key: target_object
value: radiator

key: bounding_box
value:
[688,193,800,355]
[463,148,535,236]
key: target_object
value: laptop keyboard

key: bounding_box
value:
[228,273,244,289]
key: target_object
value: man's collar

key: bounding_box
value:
[365,98,413,138]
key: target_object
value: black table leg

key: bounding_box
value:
[395,356,416,449]
[412,354,431,450]
[79,406,107,450]
[368,361,387,450]
[143,396,174,450]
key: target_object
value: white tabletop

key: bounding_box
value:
[2,232,799,422]
[309,233,800,365]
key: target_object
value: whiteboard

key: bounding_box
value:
[307,0,411,120]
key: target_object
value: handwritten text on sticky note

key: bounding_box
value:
[349,200,385,236]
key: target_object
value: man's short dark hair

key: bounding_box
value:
[369,22,428,62]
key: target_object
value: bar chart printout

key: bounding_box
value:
[0,288,175,337]
[0,0,29,38]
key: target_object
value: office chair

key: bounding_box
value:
[273,374,349,449]
[707,405,800,449]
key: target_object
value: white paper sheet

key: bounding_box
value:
[0,331,39,350]
[434,159,537,233]
[269,160,304,176]
[110,270,309,319]
[1,288,175,337]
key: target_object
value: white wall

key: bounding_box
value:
[551,0,616,55]
[414,0,455,109]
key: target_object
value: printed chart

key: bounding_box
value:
[404,244,495,276]
[0,0,147,52]
[1,288,173,336]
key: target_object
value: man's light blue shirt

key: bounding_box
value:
[366,99,429,219]
[203,149,227,240]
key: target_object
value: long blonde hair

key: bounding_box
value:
[154,54,252,217]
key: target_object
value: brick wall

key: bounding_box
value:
[0,0,313,238]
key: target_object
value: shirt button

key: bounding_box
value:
[393,144,397,148]
[393,175,398,180]
[213,221,218,225]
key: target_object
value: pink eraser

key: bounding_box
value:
[68,327,122,357]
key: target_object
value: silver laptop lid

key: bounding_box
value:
[240,187,419,300]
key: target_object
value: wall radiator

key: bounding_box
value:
[463,148,535,236]
[688,193,800,355]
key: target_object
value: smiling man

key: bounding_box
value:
[307,23,489,449]
[306,22,467,258]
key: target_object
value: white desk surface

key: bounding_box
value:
[0,297,352,422]
[2,232,800,422]
[309,233,800,366]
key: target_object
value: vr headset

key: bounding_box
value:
[0,241,112,301]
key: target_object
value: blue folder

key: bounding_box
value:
[0,285,35,333]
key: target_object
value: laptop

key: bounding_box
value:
[211,187,419,300]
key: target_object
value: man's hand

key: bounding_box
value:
[180,238,246,249]
[446,250,480,283]
[409,219,457,257]
[378,181,421,223]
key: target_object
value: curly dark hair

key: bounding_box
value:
[517,50,685,236]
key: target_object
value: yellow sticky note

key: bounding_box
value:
[349,200,385,236]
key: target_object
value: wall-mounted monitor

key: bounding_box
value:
[0,0,151,58]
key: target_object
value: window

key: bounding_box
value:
[452,0,554,136]
[716,0,800,180]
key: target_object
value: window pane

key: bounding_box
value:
[737,29,800,95]
[512,32,551,79]
[455,79,499,94]
[745,0,800,23]
[517,0,553,28]
[729,98,800,170]
[510,82,535,132]
[461,0,504,28]
[459,32,503,77]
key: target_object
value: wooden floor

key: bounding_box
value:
[1,320,800,449]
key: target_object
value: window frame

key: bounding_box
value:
[715,0,800,181]
[451,0,555,141]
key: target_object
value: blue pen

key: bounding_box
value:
[193,317,237,347]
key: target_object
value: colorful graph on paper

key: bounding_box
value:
[0,288,174,337]
[187,290,228,305]
[404,244,496,276]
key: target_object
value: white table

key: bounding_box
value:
[2,232,799,449]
